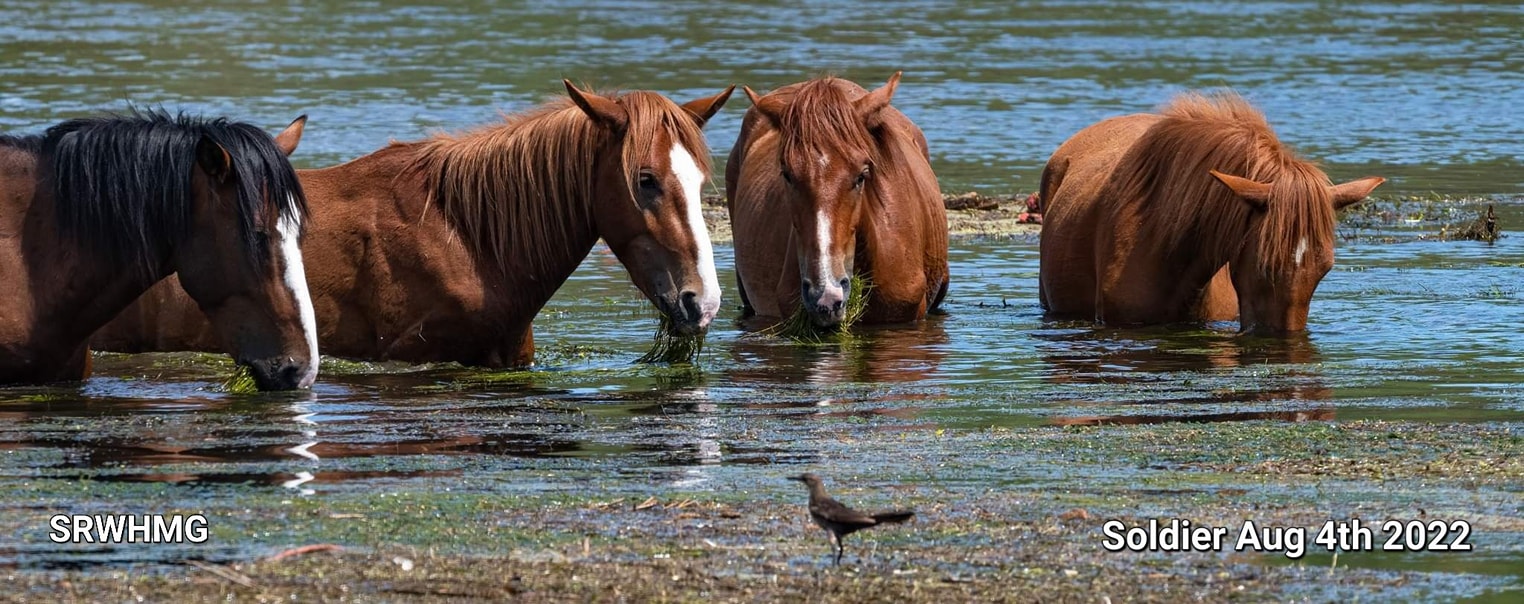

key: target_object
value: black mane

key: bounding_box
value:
[35,108,307,275]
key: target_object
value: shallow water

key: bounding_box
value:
[0,0,1521,597]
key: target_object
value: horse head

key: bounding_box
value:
[171,115,318,389]
[564,81,732,336]
[1211,169,1384,333]
[744,72,901,328]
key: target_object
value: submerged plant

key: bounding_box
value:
[759,274,871,344]
[637,315,706,365]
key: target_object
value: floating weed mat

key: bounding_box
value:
[219,365,259,394]
[757,274,871,345]
[637,315,706,365]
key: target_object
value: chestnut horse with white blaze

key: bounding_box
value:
[1038,91,1384,334]
[93,82,732,367]
[728,73,949,328]
[0,110,317,389]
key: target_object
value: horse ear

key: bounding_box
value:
[1209,169,1271,210]
[681,85,735,127]
[855,71,902,129]
[273,115,306,157]
[1329,176,1385,210]
[563,79,627,130]
[744,86,784,125]
[195,136,233,184]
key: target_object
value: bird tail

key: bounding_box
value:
[872,510,914,524]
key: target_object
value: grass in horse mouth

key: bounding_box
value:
[759,274,871,344]
[220,365,259,394]
[636,315,706,365]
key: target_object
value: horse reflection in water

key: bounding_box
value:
[1038,329,1332,426]
[728,320,950,422]
[0,393,585,489]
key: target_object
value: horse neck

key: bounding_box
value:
[855,130,943,284]
[15,186,168,359]
[1130,191,1250,308]
[381,141,600,312]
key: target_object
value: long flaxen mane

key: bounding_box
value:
[36,108,306,276]
[1115,91,1337,277]
[410,91,712,275]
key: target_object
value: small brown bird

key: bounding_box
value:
[790,473,914,565]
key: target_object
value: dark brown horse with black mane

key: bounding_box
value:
[728,73,949,328]
[0,109,316,389]
[1038,91,1384,334]
[94,82,732,367]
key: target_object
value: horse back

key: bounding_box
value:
[1037,113,1159,317]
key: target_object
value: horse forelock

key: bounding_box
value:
[414,90,711,277]
[619,91,713,188]
[1126,91,1335,278]
[42,108,306,277]
[774,79,879,177]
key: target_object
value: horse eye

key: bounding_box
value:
[638,171,660,191]
[780,170,794,186]
[854,165,870,188]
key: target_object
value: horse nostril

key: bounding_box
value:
[801,278,813,292]
[839,278,850,289]
[833,300,845,313]
[679,290,701,321]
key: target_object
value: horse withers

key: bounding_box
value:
[728,73,949,329]
[94,83,733,367]
[0,110,317,389]
[1038,91,1384,334]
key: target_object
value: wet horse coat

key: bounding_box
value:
[728,74,949,328]
[1038,91,1384,333]
[0,110,316,389]
[94,83,732,367]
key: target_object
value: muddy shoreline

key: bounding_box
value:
[702,192,1044,244]
[701,193,1507,245]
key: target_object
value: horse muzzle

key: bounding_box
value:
[243,356,315,391]
[662,290,717,337]
[802,278,850,328]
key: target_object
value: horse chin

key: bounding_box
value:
[663,314,709,338]
[242,357,310,391]
[808,310,845,329]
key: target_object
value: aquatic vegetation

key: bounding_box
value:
[759,274,871,344]
[218,365,258,394]
[637,315,706,365]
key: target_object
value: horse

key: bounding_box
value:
[93,82,733,367]
[0,109,317,389]
[727,73,949,328]
[1037,91,1385,334]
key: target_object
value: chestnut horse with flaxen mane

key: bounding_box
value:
[94,82,733,366]
[728,73,949,328]
[1038,91,1384,334]
[1,110,316,389]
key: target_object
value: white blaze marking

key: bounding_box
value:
[1293,237,1308,267]
[814,208,833,287]
[277,207,320,388]
[669,143,720,327]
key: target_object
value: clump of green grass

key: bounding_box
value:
[636,315,705,365]
[218,365,258,394]
[759,274,871,344]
